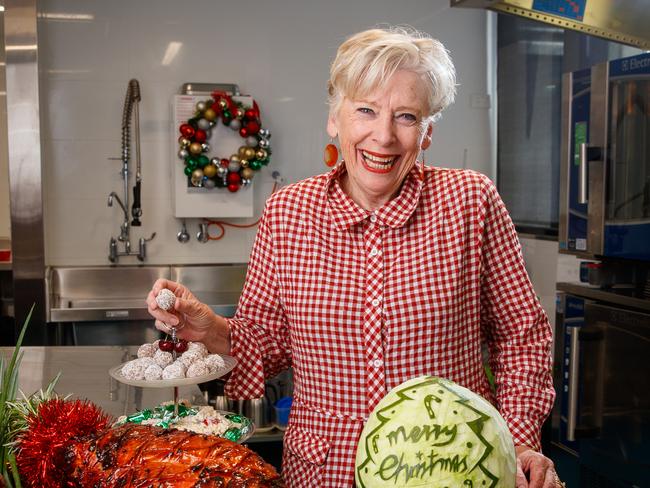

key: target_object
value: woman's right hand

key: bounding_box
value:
[145,279,231,354]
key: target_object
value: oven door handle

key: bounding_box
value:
[578,144,603,205]
[567,325,605,441]
[566,325,581,441]
[579,142,589,204]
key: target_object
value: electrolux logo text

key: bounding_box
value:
[620,56,650,72]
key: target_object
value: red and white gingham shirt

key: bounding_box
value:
[225,164,555,487]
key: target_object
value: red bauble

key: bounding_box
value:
[245,121,260,135]
[239,127,249,138]
[180,124,195,138]
[16,399,110,488]
[227,172,241,185]
[324,143,338,167]
[244,109,258,120]
[194,129,207,143]
[220,158,230,167]
[227,183,240,192]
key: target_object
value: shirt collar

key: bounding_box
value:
[326,162,424,231]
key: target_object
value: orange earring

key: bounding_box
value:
[324,139,338,167]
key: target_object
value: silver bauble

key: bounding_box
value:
[258,138,270,149]
[217,166,228,178]
[179,137,191,148]
[178,148,190,159]
[258,128,271,139]
[210,157,220,166]
[241,178,251,187]
[229,119,242,131]
[197,118,211,131]
[228,160,241,173]
[201,143,210,152]
[196,101,207,112]
[203,178,216,189]
[246,136,258,147]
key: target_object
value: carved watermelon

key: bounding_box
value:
[355,376,516,487]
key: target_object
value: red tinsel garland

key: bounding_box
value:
[16,399,110,488]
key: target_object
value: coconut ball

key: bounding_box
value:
[187,342,208,357]
[144,363,163,380]
[162,361,186,380]
[121,358,148,380]
[155,288,176,311]
[204,354,226,373]
[138,357,157,368]
[137,343,156,359]
[186,358,210,378]
[153,349,174,368]
[178,351,202,368]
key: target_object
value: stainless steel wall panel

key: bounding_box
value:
[4,0,47,343]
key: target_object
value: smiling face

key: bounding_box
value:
[327,69,433,210]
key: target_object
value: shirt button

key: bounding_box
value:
[371,298,380,307]
[370,359,383,368]
[369,213,377,223]
[369,247,379,257]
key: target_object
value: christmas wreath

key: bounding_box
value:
[177,91,271,193]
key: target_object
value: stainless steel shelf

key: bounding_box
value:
[246,429,285,444]
[557,282,650,312]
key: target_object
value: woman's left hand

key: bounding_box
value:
[515,446,564,488]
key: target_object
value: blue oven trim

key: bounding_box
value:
[604,222,650,261]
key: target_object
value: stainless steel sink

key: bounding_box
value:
[47,265,247,322]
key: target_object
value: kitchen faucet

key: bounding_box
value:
[108,79,155,263]
[108,190,155,262]
[108,192,129,242]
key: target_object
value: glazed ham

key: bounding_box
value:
[63,423,284,487]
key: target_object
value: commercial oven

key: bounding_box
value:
[554,287,650,487]
[559,52,650,261]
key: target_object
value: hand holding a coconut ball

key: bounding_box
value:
[146,279,232,356]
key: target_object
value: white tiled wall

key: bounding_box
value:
[37,0,491,266]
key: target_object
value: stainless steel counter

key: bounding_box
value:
[0,346,205,418]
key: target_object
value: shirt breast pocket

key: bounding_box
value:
[282,426,331,486]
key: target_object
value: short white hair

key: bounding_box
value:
[328,26,457,122]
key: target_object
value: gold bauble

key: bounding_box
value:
[189,142,203,155]
[191,168,204,187]
[240,159,249,168]
[238,146,249,159]
[203,164,217,178]
[218,99,228,109]
[241,167,254,180]
[244,147,256,160]
[256,149,268,160]
[230,154,241,164]
[235,108,244,119]
[203,108,216,121]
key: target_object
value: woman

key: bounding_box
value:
[147,27,561,487]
